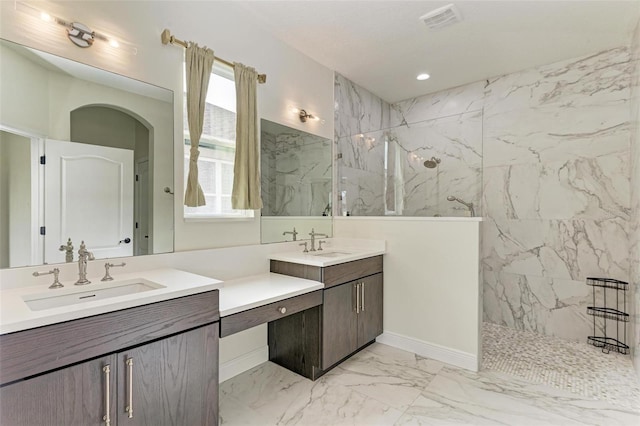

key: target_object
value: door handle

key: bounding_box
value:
[119,237,131,244]
[361,282,365,312]
[125,358,134,418]
[355,283,360,314]
[103,364,111,426]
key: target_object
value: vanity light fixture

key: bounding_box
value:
[289,106,324,124]
[416,73,430,81]
[15,1,136,54]
[299,109,320,123]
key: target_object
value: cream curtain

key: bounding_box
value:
[184,43,215,207]
[232,63,263,210]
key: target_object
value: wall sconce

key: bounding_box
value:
[15,1,136,53]
[289,106,324,124]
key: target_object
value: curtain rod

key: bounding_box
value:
[161,29,267,84]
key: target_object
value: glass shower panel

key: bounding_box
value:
[384,132,404,215]
[336,131,385,216]
[336,109,482,217]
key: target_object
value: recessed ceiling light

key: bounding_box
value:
[416,73,430,81]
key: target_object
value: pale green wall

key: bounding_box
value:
[0,131,32,268]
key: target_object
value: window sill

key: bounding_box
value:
[183,214,256,223]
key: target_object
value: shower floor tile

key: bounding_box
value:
[482,322,640,411]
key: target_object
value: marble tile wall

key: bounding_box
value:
[334,73,394,215]
[335,46,635,344]
[392,111,482,217]
[261,127,332,216]
[482,47,633,342]
[630,19,640,378]
[334,73,399,139]
[335,74,483,217]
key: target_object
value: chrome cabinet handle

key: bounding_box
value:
[355,283,360,314]
[103,365,111,426]
[278,306,287,314]
[126,358,134,418]
[361,281,365,312]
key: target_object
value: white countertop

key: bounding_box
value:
[219,273,324,317]
[0,268,223,335]
[269,243,385,267]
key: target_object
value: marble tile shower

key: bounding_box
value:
[335,75,483,217]
[482,47,634,343]
[335,44,636,345]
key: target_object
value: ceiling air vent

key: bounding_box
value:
[420,4,462,30]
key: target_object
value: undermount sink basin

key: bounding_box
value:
[310,251,352,258]
[22,279,166,311]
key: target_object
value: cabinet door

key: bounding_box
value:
[117,323,219,426]
[358,273,384,347]
[322,281,358,369]
[0,354,117,426]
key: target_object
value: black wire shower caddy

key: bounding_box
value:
[586,277,629,355]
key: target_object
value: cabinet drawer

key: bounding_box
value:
[220,290,323,337]
[322,256,383,288]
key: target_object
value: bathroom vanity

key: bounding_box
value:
[0,244,384,425]
[0,270,222,426]
[268,252,384,380]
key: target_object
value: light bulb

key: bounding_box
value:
[109,39,120,48]
[416,73,430,81]
[40,12,52,21]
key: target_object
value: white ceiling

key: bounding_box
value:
[236,0,640,103]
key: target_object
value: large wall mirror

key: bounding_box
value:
[0,39,174,268]
[260,119,332,244]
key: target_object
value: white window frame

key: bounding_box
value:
[183,63,254,221]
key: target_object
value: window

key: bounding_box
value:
[183,64,253,219]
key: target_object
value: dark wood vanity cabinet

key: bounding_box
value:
[0,291,220,426]
[0,354,118,426]
[270,255,383,379]
[322,273,383,369]
[116,324,219,426]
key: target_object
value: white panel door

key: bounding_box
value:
[134,159,149,256]
[44,139,134,264]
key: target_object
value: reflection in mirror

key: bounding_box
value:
[260,119,332,244]
[0,39,174,268]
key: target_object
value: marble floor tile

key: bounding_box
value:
[401,367,639,426]
[219,361,316,424]
[219,339,640,426]
[279,375,405,426]
[321,343,444,410]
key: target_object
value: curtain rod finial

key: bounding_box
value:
[161,29,172,45]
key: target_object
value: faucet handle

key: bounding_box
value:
[101,262,126,281]
[318,240,326,251]
[33,268,63,289]
[299,242,309,253]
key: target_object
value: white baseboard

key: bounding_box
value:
[377,331,479,372]
[219,345,269,383]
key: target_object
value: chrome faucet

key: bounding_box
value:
[58,238,74,263]
[75,241,95,285]
[308,228,328,252]
[446,195,475,217]
[283,227,298,241]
